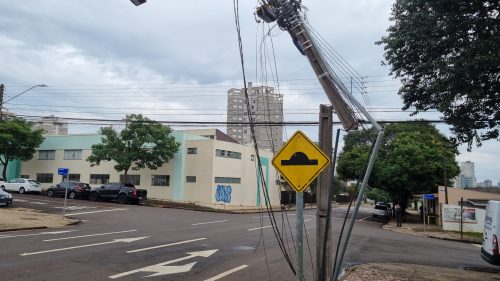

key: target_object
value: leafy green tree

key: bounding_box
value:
[0,118,44,180]
[337,122,460,204]
[377,0,500,149]
[87,114,180,181]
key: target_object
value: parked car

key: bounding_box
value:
[372,204,390,219]
[0,188,13,206]
[482,200,500,266]
[0,178,41,194]
[88,182,147,204]
[46,181,91,199]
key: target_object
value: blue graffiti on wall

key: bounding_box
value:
[215,185,232,203]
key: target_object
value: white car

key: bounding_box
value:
[0,178,42,194]
[372,204,390,218]
[482,200,500,266]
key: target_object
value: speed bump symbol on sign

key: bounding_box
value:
[272,131,330,192]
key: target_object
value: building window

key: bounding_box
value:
[63,149,82,160]
[119,175,141,185]
[39,150,55,160]
[216,149,242,159]
[152,175,170,186]
[68,174,80,182]
[186,176,196,183]
[214,177,241,184]
[20,175,30,179]
[187,147,198,154]
[90,174,110,185]
[36,173,53,183]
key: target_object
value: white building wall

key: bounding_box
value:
[19,132,280,209]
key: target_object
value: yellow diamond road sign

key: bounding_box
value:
[272,131,330,192]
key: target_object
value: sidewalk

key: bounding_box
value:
[383,209,482,244]
[341,263,500,281]
[0,207,78,232]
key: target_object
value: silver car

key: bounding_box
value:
[0,188,13,206]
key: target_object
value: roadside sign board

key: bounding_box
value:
[423,194,435,200]
[272,131,330,192]
[58,168,69,176]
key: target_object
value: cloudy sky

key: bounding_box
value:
[0,0,497,184]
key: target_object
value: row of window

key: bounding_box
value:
[39,150,82,160]
[186,148,243,160]
[31,173,171,186]
[29,173,242,185]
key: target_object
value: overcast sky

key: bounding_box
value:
[0,0,498,184]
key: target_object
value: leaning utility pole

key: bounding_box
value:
[256,2,384,281]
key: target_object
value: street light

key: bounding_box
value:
[130,0,146,6]
[0,84,47,120]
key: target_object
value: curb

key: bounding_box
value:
[383,222,482,245]
[0,226,47,233]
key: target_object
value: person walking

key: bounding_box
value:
[395,203,402,227]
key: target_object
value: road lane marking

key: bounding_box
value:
[110,249,218,279]
[191,220,229,226]
[20,236,149,256]
[248,225,276,231]
[357,216,370,221]
[0,230,76,239]
[43,230,138,242]
[127,237,207,253]
[472,244,482,248]
[65,208,128,216]
[27,201,46,205]
[205,265,249,281]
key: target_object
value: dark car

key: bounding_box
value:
[88,182,147,204]
[0,188,13,206]
[47,181,91,199]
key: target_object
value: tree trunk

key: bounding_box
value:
[1,158,8,180]
[123,169,128,184]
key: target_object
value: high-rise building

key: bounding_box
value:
[227,82,283,152]
[459,161,477,188]
[32,115,68,135]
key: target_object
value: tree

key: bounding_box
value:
[0,118,44,180]
[377,0,500,149]
[87,114,180,181]
[337,122,460,204]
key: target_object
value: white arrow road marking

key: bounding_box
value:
[191,220,229,226]
[204,265,249,281]
[247,225,276,231]
[65,208,128,216]
[127,237,207,253]
[20,236,149,256]
[0,230,76,239]
[44,230,138,242]
[109,249,218,279]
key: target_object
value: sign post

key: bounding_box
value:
[58,168,69,218]
[422,194,434,233]
[272,131,330,281]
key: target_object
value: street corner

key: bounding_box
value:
[341,263,500,281]
[0,207,79,232]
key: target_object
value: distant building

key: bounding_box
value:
[32,115,68,135]
[481,179,493,188]
[226,82,283,152]
[459,161,477,188]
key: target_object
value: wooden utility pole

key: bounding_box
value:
[316,104,333,281]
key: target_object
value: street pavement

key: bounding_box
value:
[0,193,498,280]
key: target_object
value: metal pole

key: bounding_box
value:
[317,105,333,281]
[332,129,384,281]
[460,197,464,240]
[296,191,304,281]
[423,197,426,233]
[63,174,69,218]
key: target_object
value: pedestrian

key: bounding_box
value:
[395,203,402,227]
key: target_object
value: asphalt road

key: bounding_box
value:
[1,193,496,281]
